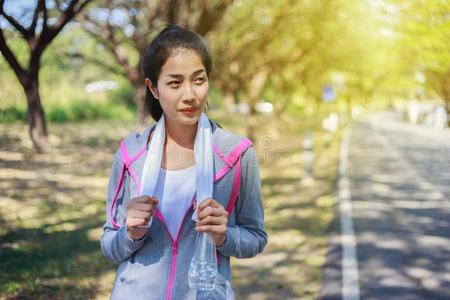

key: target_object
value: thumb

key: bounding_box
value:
[150,197,159,206]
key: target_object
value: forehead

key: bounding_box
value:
[160,49,205,77]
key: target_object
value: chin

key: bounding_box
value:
[177,114,200,126]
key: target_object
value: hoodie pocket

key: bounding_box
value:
[118,242,165,284]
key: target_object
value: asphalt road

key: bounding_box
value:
[319,112,450,300]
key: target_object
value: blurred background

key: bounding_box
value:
[0,0,449,299]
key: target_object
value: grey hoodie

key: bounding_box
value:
[101,120,267,300]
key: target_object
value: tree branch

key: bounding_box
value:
[31,0,91,57]
[53,0,64,12]
[74,0,92,15]
[0,27,27,85]
[123,1,148,51]
[166,0,181,24]
[82,8,139,78]
[29,0,45,35]
[50,0,92,41]
[27,0,92,70]
[64,51,126,77]
[42,0,48,31]
[194,0,233,35]
[146,0,162,28]
[0,0,32,39]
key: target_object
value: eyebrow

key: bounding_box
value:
[165,69,205,79]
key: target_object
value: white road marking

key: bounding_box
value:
[339,127,360,300]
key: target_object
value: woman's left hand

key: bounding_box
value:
[196,198,228,246]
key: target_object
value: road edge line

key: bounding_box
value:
[339,127,360,300]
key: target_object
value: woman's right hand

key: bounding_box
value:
[126,196,159,240]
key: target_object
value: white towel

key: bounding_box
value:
[139,112,214,226]
[192,113,214,221]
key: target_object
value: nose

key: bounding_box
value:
[181,82,195,102]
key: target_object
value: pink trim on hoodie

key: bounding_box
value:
[110,143,147,229]
[153,196,196,300]
[110,164,127,229]
[226,157,241,214]
[213,139,252,182]
[110,138,252,299]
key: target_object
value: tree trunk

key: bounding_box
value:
[134,83,146,121]
[246,69,269,144]
[443,96,450,127]
[129,62,146,117]
[24,77,48,152]
[274,98,289,120]
[0,0,93,152]
[223,90,236,113]
[246,105,258,145]
[347,96,352,118]
[438,73,450,126]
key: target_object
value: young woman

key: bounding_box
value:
[101,24,267,299]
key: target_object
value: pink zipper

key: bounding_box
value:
[154,196,195,300]
[166,243,178,300]
[115,137,250,297]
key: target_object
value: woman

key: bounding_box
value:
[101,24,267,300]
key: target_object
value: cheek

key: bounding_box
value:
[158,87,179,102]
[197,83,209,99]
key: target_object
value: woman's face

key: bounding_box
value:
[145,48,209,126]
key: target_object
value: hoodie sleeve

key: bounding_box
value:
[217,146,268,258]
[100,149,148,265]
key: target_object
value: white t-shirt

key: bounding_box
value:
[154,165,196,239]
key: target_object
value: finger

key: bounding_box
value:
[195,224,227,234]
[197,198,213,211]
[198,198,221,211]
[134,195,154,203]
[133,202,153,212]
[198,207,227,219]
[150,197,159,206]
[197,215,226,227]
[128,210,151,219]
[127,217,148,227]
[136,196,159,206]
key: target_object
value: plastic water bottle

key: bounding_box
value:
[194,272,236,300]
[188,232,217,291]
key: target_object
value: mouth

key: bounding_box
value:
[179,107,197,114]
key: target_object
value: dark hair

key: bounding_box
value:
[141,24,213,123]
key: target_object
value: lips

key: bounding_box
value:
[179,107,196,113]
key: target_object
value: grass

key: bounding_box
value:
[0,79,136,124]
[222,113,343,300]
[0,112,342,299]
[0,99,136,124]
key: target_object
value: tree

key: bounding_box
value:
[209,0,364,139]
[395,0,450,113]
[81,0,233,114]
[0,0,92,152]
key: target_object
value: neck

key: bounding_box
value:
[164,118,197,149]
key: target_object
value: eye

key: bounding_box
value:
[168,81,180,87]
[195,77,206,85]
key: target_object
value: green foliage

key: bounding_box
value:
[207,0,449,114]
[205,84,224,111]
[0,98,135,124]
[1,0,449,123]
[0,25,137,123]
[107,83,136,109]
[391,0,450,104]
[45,98,135,123]
[0,107,27,123]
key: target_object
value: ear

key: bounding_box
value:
[145,78,159,100]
